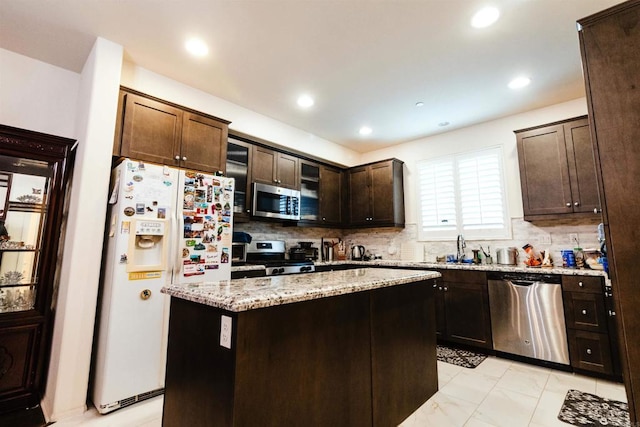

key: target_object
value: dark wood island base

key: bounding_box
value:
[162,276,437,427]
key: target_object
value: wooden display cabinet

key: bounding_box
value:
[0,125,76,414]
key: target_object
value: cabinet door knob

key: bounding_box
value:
[566,202,571,207]
[322,217,326,221]
[578,281,584,287]
[594,207,599,214]
[443,287,448,291]
[175,155,180,160]
[182,156,187,161]
[609,310,616,316]
[586,348,592,355]
[574,201,580,207]
[582,309,587,315]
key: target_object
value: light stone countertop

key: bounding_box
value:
[231,264,265,273]
[162,268,440,312]
[316,260,609,279]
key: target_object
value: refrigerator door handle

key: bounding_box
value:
[173,213,184,277]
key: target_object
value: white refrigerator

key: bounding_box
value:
[92,159,234,414]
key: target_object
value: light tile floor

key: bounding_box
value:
[53,355,627,427]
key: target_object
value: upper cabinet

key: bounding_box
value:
[298,160,345,226]
[251,145,299,190]
[348,159,404,228]
[515,116,601,221]
[225,138,253,223]
[114,88,230,173]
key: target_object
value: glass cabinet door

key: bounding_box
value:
[0,155,51,313]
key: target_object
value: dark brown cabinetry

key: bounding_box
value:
[578,1,640,419]
[162,280,437,426]
[298,160,344,226]
[251,145,298,189]
[515,116,600,221]
[226,138,253,222]
[114,88,230,173]
[348,159,404,227]
[0,125,76,413]
[563,275,618,376]
[434,269,492,349]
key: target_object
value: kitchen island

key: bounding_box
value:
[161,268,440,427]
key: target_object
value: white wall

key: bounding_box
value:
[358,98,589,225]
[121,63,361,167]
[0,47,79,137]
[41,38,123,421]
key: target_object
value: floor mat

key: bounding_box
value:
[557,389,630,427]
[436,345,487,369]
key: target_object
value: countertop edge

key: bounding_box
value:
[163,268,440,312]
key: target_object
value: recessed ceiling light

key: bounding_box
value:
[508,76,531,89]
[359,126,372,135]
[185,38,208,57]
[297,94,314,108]
[415,102,425,107]
[438,121,450,127]
[471,7,500,28]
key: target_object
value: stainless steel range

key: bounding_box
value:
[246,240,315,276]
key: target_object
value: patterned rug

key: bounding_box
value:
[436,345,487,369]
[557,389,630,427]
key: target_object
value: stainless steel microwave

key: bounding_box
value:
[251,183,301,221]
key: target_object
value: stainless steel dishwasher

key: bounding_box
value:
[487,272,569,365]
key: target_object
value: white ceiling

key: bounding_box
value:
[0,0,622,153]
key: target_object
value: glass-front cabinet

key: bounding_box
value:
[0,166,49,313]
[0,125,75,414]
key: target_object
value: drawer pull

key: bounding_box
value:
[578,281,584,287]
[609,310,616,317]
[582,309,588,315]
[444,287,448,291]
[586,348,592,355]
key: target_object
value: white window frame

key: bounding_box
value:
[416,146,511,241]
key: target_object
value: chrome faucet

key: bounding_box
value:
[456,234,466,262]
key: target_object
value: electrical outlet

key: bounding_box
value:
[220,315,232,349]
[569,233,579,246]
[539,234,552,245]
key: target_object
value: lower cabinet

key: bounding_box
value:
[562,275,619,377]
[434,270,492,349]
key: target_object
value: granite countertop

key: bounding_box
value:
[162,268,440,312]
[316,260,609,278]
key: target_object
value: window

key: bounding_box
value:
[417,147,510,240]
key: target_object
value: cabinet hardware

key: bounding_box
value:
[578,281,584,287]
[566,202,571,207]
[175,155,180,160]
[593,207,599,214]
[182,156,187,161]
[586,348,592,355]
[581,309,587,315]
[574,201,580,207]
[443,287,448,291]
[609,310,616,316]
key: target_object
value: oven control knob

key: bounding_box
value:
[276,268,285,274]
[300,266,311,272]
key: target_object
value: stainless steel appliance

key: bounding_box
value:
[251,183,301,221]
[488,272,569,365]
[496,247,518,265]
[246,240,315,275]
[351,245,365,261]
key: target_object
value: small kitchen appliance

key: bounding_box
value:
[496,247,518,265]
[251,182,301,221]
[351,245,365,261]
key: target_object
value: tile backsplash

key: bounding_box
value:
[235,217,602,267]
